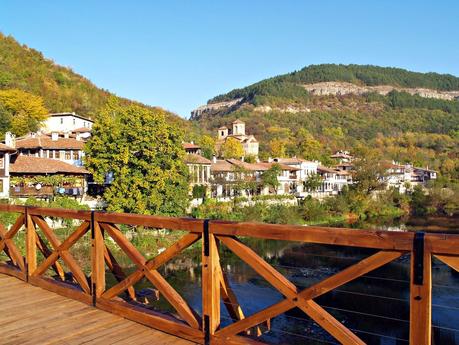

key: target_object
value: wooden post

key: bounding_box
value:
[202,220,220,344]
[410,233,431,345]
[91,212,105,304]
[26,208,37,278]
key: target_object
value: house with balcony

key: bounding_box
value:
[8,131,86,167]
[210,158,299,199]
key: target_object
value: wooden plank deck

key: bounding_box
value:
[0,274,196,345]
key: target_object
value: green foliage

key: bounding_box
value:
[0,89,48,136]
[197,135,216,159]
[210,64,459,103]
[220,137,244,159]
[192,184,207,199]
[84,99,189,216]
[10,175,80,187]
[260,164,281,192]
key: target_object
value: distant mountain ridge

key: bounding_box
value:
[191,64,459,173]
[207,64,459,104]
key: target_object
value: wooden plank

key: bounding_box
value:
[27,206,91,220]
[298,300,365,345]
[298,250,403,300]
[435,254,459,272]
[427,234,459,256]
[32,221,89,278]
[219,266,245,322]
[0,204,25,213]
[32,216,91,294]
[410,249,432,345]
[92,220,106,298]
[26,213,37,275]
[102,222,200,329]
[202,233,221,335]
[211,220,415,250]
[102,232,200,299]
[96,297,204,343]
[35,232,65,280]
[103,244,136,300]
[219,236,297,297]
[216,299,292,338]
[28,275,92,305]
[95,212,204,232]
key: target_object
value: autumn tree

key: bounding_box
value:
[198,135,216,159]
[0,89,48,136]
[84,99,189,215]
[261,164,281,194]
[269,138,287,157]
[220,137,244,159]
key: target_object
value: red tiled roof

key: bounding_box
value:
[72,127,92,133]
[184,154,211,165]
[10,156,89,174]
[182,142,201,150]
[0,143,16,152]
[15,135,85,150]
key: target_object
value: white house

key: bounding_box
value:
[43,112,94,133]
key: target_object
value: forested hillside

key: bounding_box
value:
[194,65,459,178]
[0,33,186,127]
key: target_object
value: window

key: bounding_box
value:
[73,118,76,125]
[0,179,3,193]
[65,151,71,160]
[0,155,4,169]
[73,150,79,160]
[55,150,60,159]
[60,117,63,124]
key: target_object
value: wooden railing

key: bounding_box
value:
[0,204,458,345]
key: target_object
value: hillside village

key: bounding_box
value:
[0,112,438,208]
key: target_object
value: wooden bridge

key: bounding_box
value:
[0,204,458,345]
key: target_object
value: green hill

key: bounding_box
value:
[0,32,186,127]
[194,64,459,177]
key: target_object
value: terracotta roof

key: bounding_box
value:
[184,154,211,165]
[15,135,85,150]
[10,156,89,174]
[232,119,245,124]
[274,158,315,164]
[72,127,92,133]
[211,160,234,172]
[317,166,337,174]
[211,159,299,173]
[49,112,93,122]
[182,142,201,150]
[0,143,16,153]
[218,126,228,130]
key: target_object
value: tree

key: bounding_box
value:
[198,135,216,159]
[297,129,323,161]
[269,138,287,157]
[303,173,323,192]
[351,151,388,195]
[261,164,281,194]
[0,89,48,136]
[84,99,189,216]
[220,137,244,159]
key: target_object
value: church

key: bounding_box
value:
[216,119,259,157]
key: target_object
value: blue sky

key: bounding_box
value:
[1,1,458,118]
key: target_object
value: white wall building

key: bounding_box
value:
[43,112,94,133]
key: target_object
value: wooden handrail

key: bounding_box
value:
[0,204,458,344]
